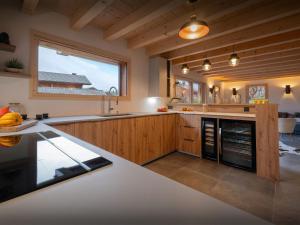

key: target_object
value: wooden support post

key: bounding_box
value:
[255,104,280,181]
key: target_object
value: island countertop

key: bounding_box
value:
[0,114,268,225]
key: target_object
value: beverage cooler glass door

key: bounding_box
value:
[220,119,256,172]
[202,118,218,160]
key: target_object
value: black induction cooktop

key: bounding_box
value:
[0,131,112,203]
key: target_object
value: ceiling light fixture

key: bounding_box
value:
[229,53,240,67]
[181,64,190,74]
[202,59,212,71]
[179,15,209,40]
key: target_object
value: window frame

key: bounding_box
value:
[30,30,130,100]
[174,76,204,104]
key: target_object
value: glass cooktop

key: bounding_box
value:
[0,131,112,203]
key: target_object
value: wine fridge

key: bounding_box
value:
[202,118,218,160]
[201,118,256,172]
[220,119,256,172]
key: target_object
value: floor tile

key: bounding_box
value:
[145,152,300,225]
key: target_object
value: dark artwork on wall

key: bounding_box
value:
[0,32,10,44]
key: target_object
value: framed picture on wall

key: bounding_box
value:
[246,84,268,103]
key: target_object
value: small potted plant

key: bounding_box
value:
[4,58,24,73]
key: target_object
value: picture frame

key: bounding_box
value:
[246,83,268,103]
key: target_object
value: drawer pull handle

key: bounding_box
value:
[184,125,196,128]
[184,138,194,142]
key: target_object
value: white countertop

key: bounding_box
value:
[0,113,268,225]
[41,111,255,125]
[174,111,256,118]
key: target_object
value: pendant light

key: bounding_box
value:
[229,53,240,67]
[229,46,240,67]
[181,64,190,74]
[202,59,212,71]
[179,15,209,40]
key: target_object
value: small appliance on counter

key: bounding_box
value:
[0,131,112,203]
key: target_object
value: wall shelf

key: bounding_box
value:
[0,70,30,79]
[0,43,16,52]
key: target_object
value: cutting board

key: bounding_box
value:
[0,119,38,133]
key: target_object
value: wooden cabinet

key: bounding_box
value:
[161,114,176,155]
[135,116,162,164]
[135,115,176,164]
[52,123,75,136]
[177,114,201,157]
[52,114,177,165]
[94,120,118,154]
[148,56,168,97]
[74,122,97,145]
[116,118,136,162]
[135,117,150,164]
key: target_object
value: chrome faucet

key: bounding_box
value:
[107,86,119,114]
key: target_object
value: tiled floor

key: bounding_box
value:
[145,152,300,225]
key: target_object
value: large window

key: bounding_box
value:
[31,31,129,99]
[175,78,203,104]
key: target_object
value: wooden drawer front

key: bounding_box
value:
[179,114,201,128]
[183,127,198,141]
[182,139,201,156]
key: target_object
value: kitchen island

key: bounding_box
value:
[45,106,279,182]
[0,119,271,225]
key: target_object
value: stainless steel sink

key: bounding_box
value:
[98,113,133,117]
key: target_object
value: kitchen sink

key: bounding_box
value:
[99,113,133,117]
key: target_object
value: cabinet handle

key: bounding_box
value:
[184,138,194,142]
[218,128,222,155]
[184,125,196,128]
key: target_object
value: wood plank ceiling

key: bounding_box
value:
[23,0,300,82]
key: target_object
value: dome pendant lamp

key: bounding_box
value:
[179,15,209,40]
[181,64,190,74]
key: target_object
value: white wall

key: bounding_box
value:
[0,1,163,117]
[221,76,300,113]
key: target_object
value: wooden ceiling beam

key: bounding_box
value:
[187,46,300,68]
[215,72,300,82]
[172,30,300,65]
[71,0,114,30]
[156,12,300,58]
[203,65,300,78]
[127,0,254,49]
[22,0,39,14]
[103,0,183,41]
[206,71,300,82]
[197,59,300,75]
[190,53,300,71]
[147,0,300,55]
